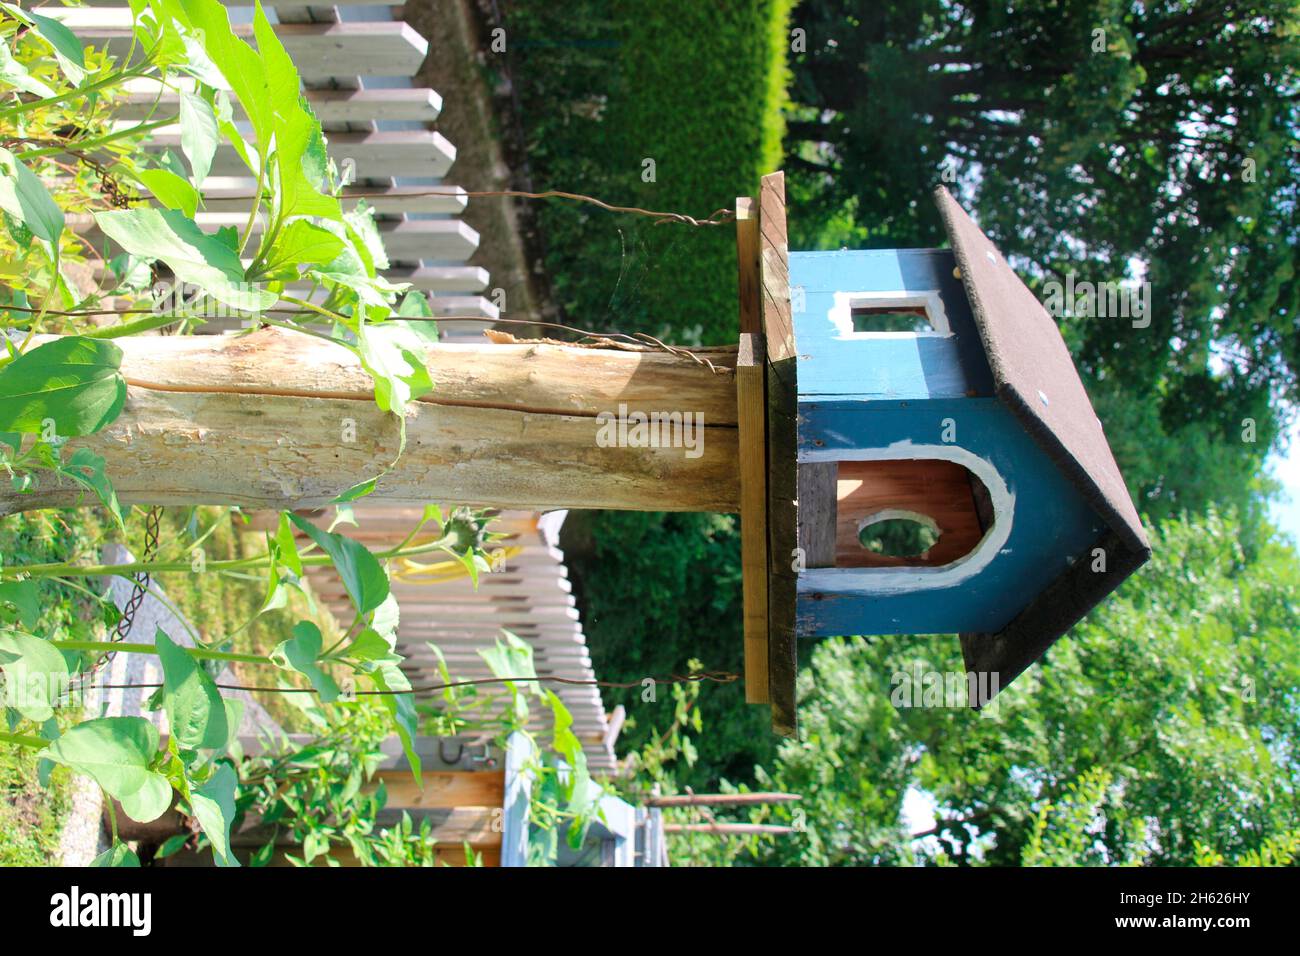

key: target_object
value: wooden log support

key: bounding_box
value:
[0,330,739,516]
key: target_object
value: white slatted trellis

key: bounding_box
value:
[286,506,620,773]
[50,1,496,317]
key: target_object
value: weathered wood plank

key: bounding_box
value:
[141,129,455,180]
[373,769,504,811]
[107,179,467,216]
[736,198,770,705]
[376,218,478,262]
[834,459,985,567]
[116,82,442,123]
[736,332,769,705]
[381,265,488,292]
[78,212,477,262]
[61,20,428,79]
[759,171,799,737]
[0,330,740,515]
[798,462,838,568]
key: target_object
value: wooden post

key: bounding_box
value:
[646,792,801,808]
[662,823,794,836]
[758,172,799,738]
[734,173,799,736]
[0,328,740,516]
[735,196,770,705]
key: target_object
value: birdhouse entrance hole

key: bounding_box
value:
[798,458,993,570]
[856,510,941,558]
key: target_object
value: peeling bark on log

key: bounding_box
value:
[1,329,740,515]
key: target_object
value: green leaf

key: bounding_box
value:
[371,592,400,643]
[308,267,407,310]
[0,38,55,98]
[0,630,68,722]
[331,477,377,504]
[344,627,395,663]
[288,513,389,615]
[155,629,229,752]
[94,207,277,312]
[271,621,340,703]
[258,219,344,280]
[251,6,340,223]
[30,12,86,85]
[178,90,219,188]
[370,660,421,784]
[0,336,125,437]
[136,168,200,218]
[43,717,173,823]
[155,833,190,859]
[397,291,434,319]
[0,581,40,629]
[0,4,86,86]
[479,632,542,723]
[344,201,389,272]
[191,762,239,866]
[356,320,437,416]
[0,147,64,244]
[273,511,302,576]
[180,0,272,147]
[57,446,124,528]
[91,843,141,867]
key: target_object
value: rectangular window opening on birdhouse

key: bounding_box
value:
[798,459,993,571]
[850,305,932,334]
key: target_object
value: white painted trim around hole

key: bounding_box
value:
[799,442,1014,594]
[828,290,952,339]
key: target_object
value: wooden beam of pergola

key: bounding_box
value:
[646,792,801,808]
[0,329,740,516]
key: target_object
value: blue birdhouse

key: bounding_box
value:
[732,177,1150,734]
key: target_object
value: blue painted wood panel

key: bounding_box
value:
[795,397,1107,637]
[790,248,995,402]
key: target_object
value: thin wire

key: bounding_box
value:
[202,186,735,228]
[89,670,740,695]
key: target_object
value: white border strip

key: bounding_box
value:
[828,290,951,338]
[799,442,1013,594]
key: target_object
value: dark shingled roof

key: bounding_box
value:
[932,187,1152,697]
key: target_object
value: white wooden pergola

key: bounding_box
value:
[50,0,495,317]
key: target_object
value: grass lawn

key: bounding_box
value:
[0,736,73,866]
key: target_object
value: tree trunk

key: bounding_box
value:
[1,328,740,515]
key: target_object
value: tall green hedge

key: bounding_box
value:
[505,0,791,345]
[503,0,793,784]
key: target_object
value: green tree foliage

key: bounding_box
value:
[563,511,776,787]
[681,511,1300,866]
[785,0,1300,521]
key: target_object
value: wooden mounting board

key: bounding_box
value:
[735,173,798,735]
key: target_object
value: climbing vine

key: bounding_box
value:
[0,0,502,865]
